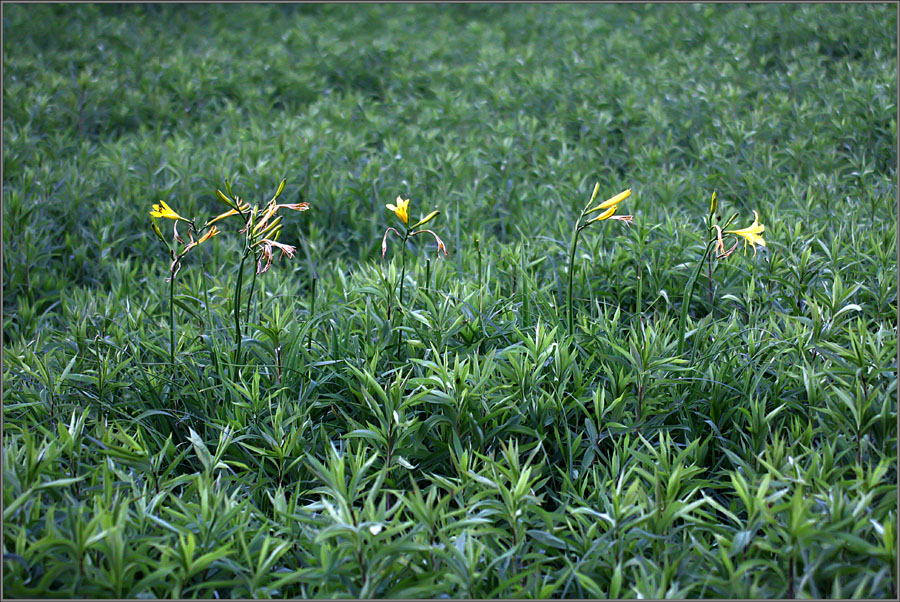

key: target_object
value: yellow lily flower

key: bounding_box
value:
[586,188,632,215]
[386,196,410,225]
[586,202,634,225]
[382,195,446,258]
[725,210,766,255]
[150,200,189,223]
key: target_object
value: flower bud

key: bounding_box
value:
[411,210,440,229]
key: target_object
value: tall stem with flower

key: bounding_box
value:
[382,196,448,354]
[676,191,767,356]
[565,184,633,335]
[208,179,309,371]
[149,202,221,373]
[148,180,309,394]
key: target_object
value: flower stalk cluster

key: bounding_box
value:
[676,191,766,356]
[381,196,447,357]
[382,196,447,307]
[149,179,310,377]
[210,178,309,276]
[566,183,634,335]
[149,201,221,371]
[150,201,221,281]
[211,179,309,368]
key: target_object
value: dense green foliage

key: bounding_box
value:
[3,3,897,598]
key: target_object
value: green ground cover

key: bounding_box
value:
[2,3,898,598]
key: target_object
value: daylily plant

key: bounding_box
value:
[566,183,634,334]
[211,178,309,368]
[209,180,309,275]
[677,191,767,355]
[382,194,447,306]
[718,210,766,256]
[382,196,446,260]
[381,195,447,358]
[149,199,221,374]
[148,179,310,378]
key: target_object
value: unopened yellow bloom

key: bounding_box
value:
[206,202,250,227]
[585,190,634,225]
[589,205,616,223]
[150,220,167,245]
[386,196,410,225]
[150,201,189,223]
[182,226,220,254]
[253,202,280,234]
[587,189,632,214]
[725,210,766,254]
[411,210,439,229]
[582,188,633,226]
[196,226,220,245]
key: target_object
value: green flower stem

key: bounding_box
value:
[566,224,584,335]
[476,235,483,316]
[233,248,250,371]
[308,275,317,351]
[245,260,259,335]
[398,232,408,307]
[565,187,600,335]
[677,239,718,356]
[169,269,176,370]
[636,259,643,318]
[396,230,410,357]
[200,264,222,379]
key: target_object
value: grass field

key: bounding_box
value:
[2,3,898,598]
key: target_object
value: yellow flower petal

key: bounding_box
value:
[586,204,618,224]
[149,200,188,222]
[725,210,766,253]
[593,188,632,211]
[386,196,410,224]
